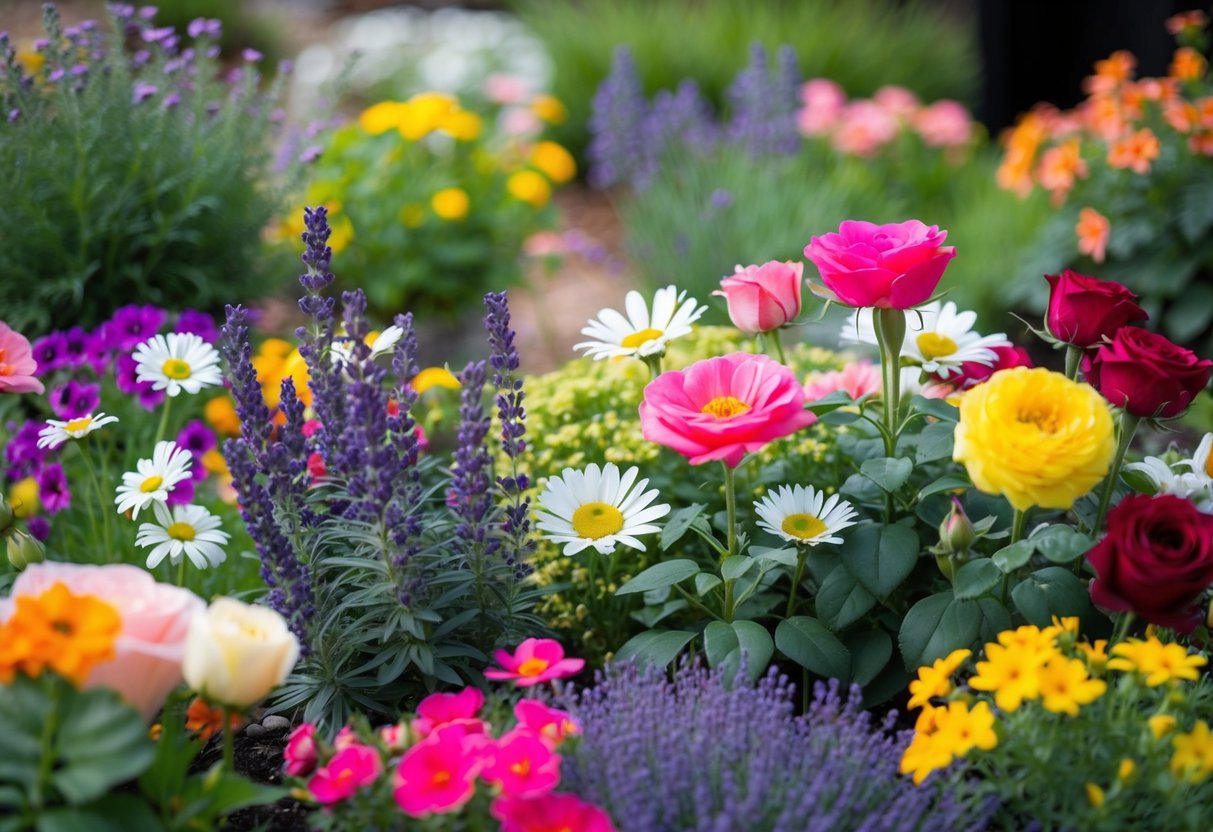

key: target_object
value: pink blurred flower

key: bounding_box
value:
[485,638,584,687]
[714,261,804,334]
[913,100,973,148]
[873,85,921,120]
[803,219,956,309]
[484,73,530,104]
[483,728,562,798]
[306,451,326,483]
[308,743,382,804]
[803,360,882,401]
[831,101,899,156]
[334,725,358,751]
[796,78,847,135]
[413,687,487,738]
[944,345,1033,391]
[1,562,203,721]
[301,419,322,438]
[379,723,408,752]
[0,321,46,395]
[501,107,542,137]
[513,699,581,747]
[492,792,617,832]
[284,723,318,777]
[639,353,816,468]
[523,231,568,257]
[394,724,485,817]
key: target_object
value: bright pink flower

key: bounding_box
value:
[483,728,562,798]
[485,638,584,687]
[797,78,847,135]
[714,261,803,334]
[0,321,46,395]
[913,100,973,148]
[334,725,358,751]
[394,724,484,817]
[639,353,816,468]
[308,743,382,804]
[306,451,326,482]
[379,723,408,752]
[284,723,318,776]
[491,792,617,832]
[873,85,921,120]
[412,687,487,738]
[831,101,898,156]
[301,419,322,438]
[513,699,581,747]
[944,345,1033,391]
[803,360,882,401]
[803,219,956,309]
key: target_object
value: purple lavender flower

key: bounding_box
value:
[175,308,218,343]
[48,380,101,419]
[27,515,51,542]
[299,145,323,164]
[38,464,71,514]
[187,18,221,39]
[132,82,158,104]
[588,46,649,190]
[242,48,262,63]
[726,42,802,157]
[138,6,157,20]
[31,333,68,375]
[7,109,19,124]
[105,304,166,351]
[141,26,173,44]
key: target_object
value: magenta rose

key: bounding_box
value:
[943,345,1033,391]
[1087,494,1213,632]
[1084,327,1213,418]
[714,260,803,334]
[803,219,955,309]
[640,352,816,468]
[1044,269,1147,348]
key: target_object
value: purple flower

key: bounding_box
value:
[138,6,158,20]
[31,333,69,375]
[175,308,218,343]
[132,82,158,104]
[48,380,101,419]
[177,419,216,480]
[142,27,174,44]
[7,109,19,124]
[162,93,181,110]
[105,304,166,351]
[138,385,166,411]
[242,48,262,63]
[62,327,89,368]
[84,327,111,375]
[166,477,195,506]
[588,46,649,190]
[27,515,51,542]
[38,464,71,514]
[114,354,142,395]
[187,18,222,39]
[299,145,323,164]
[5,420,48,480]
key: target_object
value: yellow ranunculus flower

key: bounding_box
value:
[431,188,470,221]
[8,476,39,518]
[182,598,299,708]
[507,170,552,207]
[399,92,458,141]
[953,367,1114,511]
[530,140,577,184]
[359,101,410,135]
[440,110,482,141]
[530,94,568,124]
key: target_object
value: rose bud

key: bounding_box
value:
[714,261,804,334]
[1044,269,1147,348]
[182,597,300,709]
[938,496,976,553]
[1085,327,1213,418]
[6,529,44,570]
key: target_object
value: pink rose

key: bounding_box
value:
[803,219,956,309]
[803,360,882,401]
[797,78,847,135]
[640,352,816,468]
[831,101,898,156]
[714,261,803,334]
[2,562,204,720]
[914,100,973,148]
[0,321,46,395]
[873,85,921,120]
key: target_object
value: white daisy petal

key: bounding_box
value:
[753,484,858,547]
[133,332,223,398]
[574,287,707,361]
[134,502,230,569]
[115,441,194,519]
[535,462,671,557]
[37,412,120,449]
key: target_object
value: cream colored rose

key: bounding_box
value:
[182,598,299,708]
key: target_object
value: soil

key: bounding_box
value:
[196,731,310,831]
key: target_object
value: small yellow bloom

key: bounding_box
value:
[507,170,552,207]
[399,92,458,141]
[1076,639,1109,674]
[1038,655,1106,716]
[412,366,461,395]
[907,648,971,710]
[933,699,998,758]
[530,141,577,184]
[1085,783,1105,808]
[204,396,240,437]
[259,338,295,360]
[1117,758,1135,781]
[359,101,410,135]
[530,94,568,124]
[1171,721,1213,782]
[8,476,39,518]
[1107,638,1207,686]
[968,642,1047,712]
[398,203,426,228]
[15,49,44,77]
[201,448,229,477]
[1149,714,1178,739]
[440,110,483,141]
[997,624,1059,654]
[431,188,470,221]
[900,730,954,785]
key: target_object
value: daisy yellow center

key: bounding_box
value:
[571,501,624,539]
[917,333,958,359]
[1206,453,1213,479]
[140,475,164,493]
[517,657,551,677]
[621,327,663,349]
[166,522,196,542]
[701,396,750,419]
[162,358,192,380]
[781,513,828,540]
[64,416,93,433]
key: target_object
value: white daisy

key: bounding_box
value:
[135,501,230,569]
[1178,433,1213,482]
[330,325,405,365]
[1128,434,1213,513]
[574,286,707,361]
[535,462,671,556]
[133,332,223,396]
[37,412,119,449]
[115,440,194,518]
[754,484,859,546]
[840,302,1011,379]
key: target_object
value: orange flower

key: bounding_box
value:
[1197,97,1213,130]
[1165,99,1199,133]
[1076,207,1110,264]
[997,112,1048,196]
[1189,131,1213,156]
[0,583,122,685]
[1081,94,1127,141]
[205,395,241,437]
[1084,51,1136,95]
[1167,10,1208,35]
[1171,47,1207,81]
[1037,138,1088,202]
[1107,127,1160,174]
[185,696,244,742]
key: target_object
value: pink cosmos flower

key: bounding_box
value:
[913,100,973,148]
[831,101,898,156]
[873,85,921,120]
[483,728,562,798]
[797,78,847,135]
[394,724,485,817]
[308,743,382,804]
[491,792,618,832]
[0,321,46,395]
[513,699,581,747]
[639,353,816,468]
[284,723,318,777]
[485,638,585,687]
[412,687,487,738]
[803,360,882,402]
[803,219,956,309]
[714,261,804,334]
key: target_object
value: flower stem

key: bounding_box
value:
[77,444,114,561]
[786,546,807,618]
[176,556,186,588]
[765,328,788,365]
[1109,611,1136,647]
[1064,345,1084,381]
[1093,411,1141,534]
[1010,508,1029,545]
[154,395,174,446]
[221,707,236,773]
[641,353,663,380]
[873,307,906,523]
[722,462,738,623]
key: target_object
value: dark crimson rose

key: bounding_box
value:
[1044,269,1148,347]
[943,345,1033,391]
[1084,327,1213,418]
[1087,494,1213,632]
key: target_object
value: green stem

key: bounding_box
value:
[722,462,738,623]
[673,584,723,620]
[786,547,807,618]
[176,556,187,588]
[1064,345,1084,381]
[222,707,236,774]
[640,353,663,380]
[766,328,788,365]
[153,395,174,446]
[1093,411,1141,534]
[873,307,906,523]
[77,445,114,561]
[1109,611,1136,647]
[31,679,61,811]
[1010,508,1029,545]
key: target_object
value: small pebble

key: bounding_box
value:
[245,723,268,738]
[262,715,292,734]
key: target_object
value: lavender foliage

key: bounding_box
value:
[587,46,650,190]
[726,42,802,157]
[563,662,996,832]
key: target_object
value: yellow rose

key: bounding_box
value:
[431,188,470,221]
[953,367,1114,511]
[507,170,552,207]
[530,94,568,124]
[530,141,576,184]
[359,101,410,135]
[182,598,299,708]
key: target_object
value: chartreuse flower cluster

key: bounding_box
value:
[902,619,1213,830]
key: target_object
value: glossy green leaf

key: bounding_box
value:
[1011,567,1093,627]
[844,628,893,687]
[815,566,877,630]
[899,591,982,670]
[615,630,698,668]
[840,523,920,599]
[776,617,850,679]
[661,504,707,551]
[860,457,913,493]
[952,558,1003,601]
[616,560,701,596]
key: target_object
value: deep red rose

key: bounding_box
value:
[1044,269,1148,347]
[941,345,1034,391]
[1084,327,1213,418]
[1087,493,1213,632]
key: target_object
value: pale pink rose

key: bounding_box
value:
[2,562,204,721]
[0,320,45,395]
[831,101,899,156]
[714,261,804,334]
[797,78,847,135]
[523,231,568,257]
[484,73,530,105]
[803,360,882,401]
[873,85,921,120]
[913,100,973,148]
[501,107,542,137]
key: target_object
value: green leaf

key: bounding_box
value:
[185,765,287,816]
[1011,567,1093,627]
[840,524,920,600]
[1164,283,1213,343]
[615,559,701,596]
[908,396,959,422]
[0,674,50,793]
[991,539,1035,573]
[36,794,162,832]
[844,629,893,687]
[775,617,850,679]
[860,457,913,493]
[914,421,955,464]
[952,558,1003,601]
[820,409,861,426]
[661,504,707,551]
[703,621,739,668]
[1179,177,1213,242]
[694,573,723,596]
[804,390,855,414]
[917,474,969,501]
[614,630,698,668]
[721,555,753,581]
[1031,525,1093,565]
[815,566,877,630]
[726,620,775,681]
[899,591,982,670]
[751,546,798,567]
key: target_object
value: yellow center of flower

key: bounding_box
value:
[140,475,164,493]
[917,333,958,359]
[162,358,192,380]
[167,522,196,542]
[701,396,751,419]
[621,328,663,349]
[517,657,551,677]
[781,513,828,540]
[1016,403,1060,433]
[510,759,532,777]
[64,416,93,433]
[571,502,625,539]
[431,771,451,787]
[1206,452,1213,479]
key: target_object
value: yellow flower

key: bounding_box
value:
[1085,783,1105,808]
[1107,637,1207,686]
[440,110,483,141]
[8,476,39,518]
[182,598,299,708]
[327,209,354,255]
[1076,639,1109,673]
[1038,655,1107,716]
[1171,721,1213,782]
[900,699,998,785]
[530,94,568,124]
[1150,714,1178,739]
[359,101,410,135]
[507,170,552,207]
[204,396,240,437]
[399,92,458,141]
[399,203,426,228]
[907,648,971,709]
[201,448,229,477]
[530,141,577,184]
[968,642,1048,712]
[14,48,44,77]
[412,366,462,395]
[997,624,1059,654]
[1117,758,1135,781]
[952,367,1114,510]
[899,730,955,785]
[431,188,470,221]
